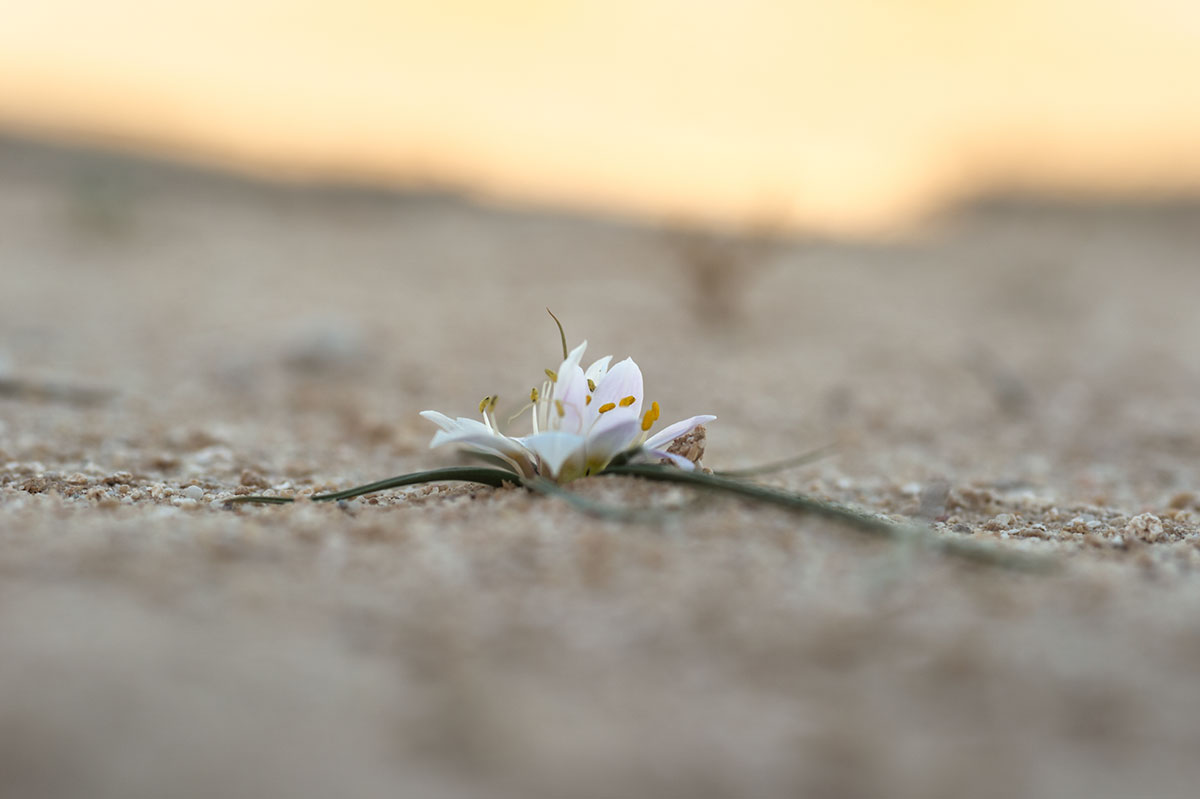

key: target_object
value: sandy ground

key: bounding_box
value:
[3,135,1200,798]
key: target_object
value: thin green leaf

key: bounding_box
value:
[224,495,296,505]
[225,466,520,505]
[714,443,837,478]
[521,476,685,522]
[600,464,1055,572]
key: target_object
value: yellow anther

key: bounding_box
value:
[597,402,616,414]
[544,368,558,382]
[619,395,636,407]
[641,400,660,431]
[587,378,596,392]
[585,395,592,405]
[555,399,566,418]
[530,387,539,403]
[489,395,499,412]
[478,396,491,414]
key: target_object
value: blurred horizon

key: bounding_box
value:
[3,0,1199,234]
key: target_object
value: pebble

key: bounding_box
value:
[1126,513,1164,542]
[183,485,205,500]
[984,513,1014,531]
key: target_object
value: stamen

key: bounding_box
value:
[479,395,497,433]
[618,395,636,407]
[488,395,499,412]
[587,378,596,392]
[545,368,558,382]
[585,395,592,406]
[641,401,660,431]
[597,402,616,414]
[530,387,539,403]
[555,399,566,418]
[507,403,534,424]
[539,380,551,429]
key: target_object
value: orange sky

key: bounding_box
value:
[2,1,1199,232]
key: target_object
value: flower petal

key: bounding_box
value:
[428,425,535,476]
[588,404,641,439]
[640,448,697,470]
[588,357,643,424]
[583,418,641,473]
[643,415,716,451]
[552,364,589,433]
[584,355,612,384]
[557,340,588,380]
[435,415,495,438]
[520,431,587,481]
[419,410,462,433]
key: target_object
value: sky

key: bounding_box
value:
[2,0,1198,233]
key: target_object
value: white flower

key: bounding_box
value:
[420,340,715,482]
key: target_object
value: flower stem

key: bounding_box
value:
[546,307,569,359]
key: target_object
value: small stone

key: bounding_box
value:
[1169,492,1197,510]
[1126,513,1165,542]
[183,485,205,500]
[664,425,707,467]
[239,469,269,488]
[984,513,1014,531]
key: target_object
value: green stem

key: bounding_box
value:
[547,308,569,359]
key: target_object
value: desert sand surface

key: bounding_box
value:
[3,135,1200,798]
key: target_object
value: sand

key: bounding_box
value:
[3,135,1200,798]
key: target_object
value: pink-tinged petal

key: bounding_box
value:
[520,431,587,481]
[588,357,644,423]
[552,364,589,434]
[556,340,588,380]
[643,415,716,451]
[583,418,641,473]
[640,448,697,470]
[584,355,612,384]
